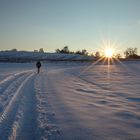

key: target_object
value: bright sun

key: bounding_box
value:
[105,48,114,58]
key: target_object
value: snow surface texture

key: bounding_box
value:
[0,51,94,61]
[0,61,140,140]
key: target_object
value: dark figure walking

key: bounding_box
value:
[36,61,41,73]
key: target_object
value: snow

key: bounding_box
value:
[0,61,140,140]
[0,51,94,61]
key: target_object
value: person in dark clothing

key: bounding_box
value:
[36,61,41,73]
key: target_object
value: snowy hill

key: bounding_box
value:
[0,51,95,62]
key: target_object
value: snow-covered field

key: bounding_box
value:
[0,61,140,140]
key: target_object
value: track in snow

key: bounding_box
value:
[0,62,140,140]
[0,70,35,140]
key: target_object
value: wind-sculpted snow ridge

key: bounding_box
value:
[0,62,139,140]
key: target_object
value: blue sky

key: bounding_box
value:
[0,0,140,55]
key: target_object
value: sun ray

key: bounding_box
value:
[77,56,105,76]
[113,57,140,77]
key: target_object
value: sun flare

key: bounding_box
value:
[105,48,114,58]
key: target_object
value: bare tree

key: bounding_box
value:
[34,50,38,52]
[115,53,121,59]
[62,46,69,53]
[124,48,138,58]
[55,48,60,53]
[39,48,44,53]
[95,51,100,58]
[11,48,17,52]
[82,49,88,56]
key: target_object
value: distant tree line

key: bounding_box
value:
[2,46,140,59]
[3,48,45,53]
[55,46,88,56]
[34,48,44,53]
[56,46,140,59]
[124,48,140,59]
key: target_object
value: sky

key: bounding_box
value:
[0,0,140,55]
